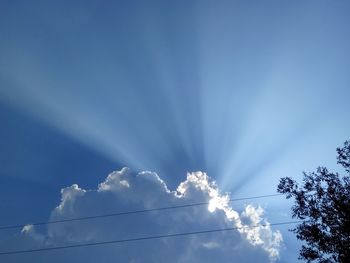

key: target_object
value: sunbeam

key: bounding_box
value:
[1,1,350,263]
[0,0,349,190]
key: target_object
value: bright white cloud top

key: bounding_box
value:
[2,168,282,262]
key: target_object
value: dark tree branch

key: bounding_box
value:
[277,140,350,263]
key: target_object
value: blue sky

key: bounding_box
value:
[0,1,350,262]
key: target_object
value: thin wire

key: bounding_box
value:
[0,193,283,230]
[0,220,302,256]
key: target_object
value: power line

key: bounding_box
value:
[0,220,302,256]
[0,193,283,231]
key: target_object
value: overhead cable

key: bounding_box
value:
[0,193,283,230]
[0,220,302,256]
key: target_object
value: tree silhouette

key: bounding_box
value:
[277,141,350,262]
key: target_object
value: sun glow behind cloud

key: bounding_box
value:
[2,168,282,262]
[1,2,350,263]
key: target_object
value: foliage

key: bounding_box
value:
[277,141,350,262]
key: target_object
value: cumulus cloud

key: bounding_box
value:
[0,168,283,263]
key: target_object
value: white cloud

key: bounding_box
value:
[21,225,34,234]
[202,241,220,249]
[175,171,283,260]
[0,168,283,263]
[57,183,86,212]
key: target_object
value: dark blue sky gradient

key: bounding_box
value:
[0,102,119,225]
